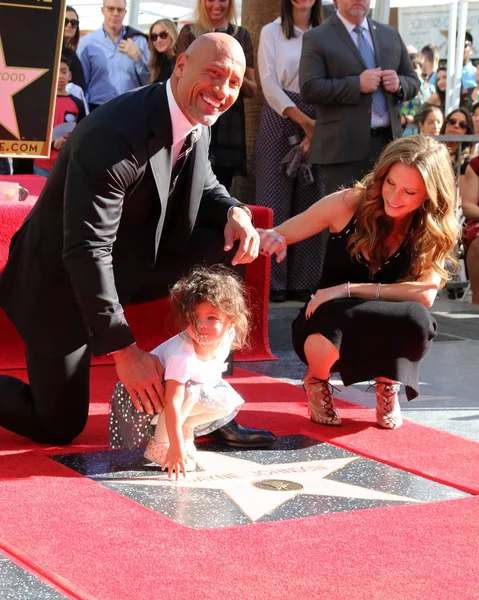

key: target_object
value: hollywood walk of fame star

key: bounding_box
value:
[106,451,421,522]
[0,37,49,139]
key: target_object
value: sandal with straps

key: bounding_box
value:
[303,371,341,426]
[375,380,403,429]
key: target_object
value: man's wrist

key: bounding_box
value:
[109,342,137,360]
[227,204,253,221]
[395,82,404,99]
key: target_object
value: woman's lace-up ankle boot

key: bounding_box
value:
[303,372,341,426]
[375,380,403,429]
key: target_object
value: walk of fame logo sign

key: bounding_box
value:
[0,0,66,157]
[51,435,469,529]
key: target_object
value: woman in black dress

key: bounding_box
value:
[148,19,178,84]
[259,135,459,429]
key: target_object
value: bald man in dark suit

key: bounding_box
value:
[0,33,275,449]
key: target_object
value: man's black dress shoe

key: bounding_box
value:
[208,420,276,448]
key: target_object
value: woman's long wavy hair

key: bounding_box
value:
[169,265,249,350]
[192,0,238,37]
[148,19,178,82]
[348,135,460,287]
[64,6,80,51]
[281,0,323,39]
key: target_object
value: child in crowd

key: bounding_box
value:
[33,56,86,177]
[109,266,250,479]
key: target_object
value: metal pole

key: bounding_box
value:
[445,0,459,115]
[372,0,391,24]
[455,0,470,106]
[128,0,140,29]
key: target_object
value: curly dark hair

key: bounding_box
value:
[169,265,249,350]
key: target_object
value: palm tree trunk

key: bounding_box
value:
[232,0,281,203]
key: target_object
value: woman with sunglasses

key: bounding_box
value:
[441,108,475,193]
[175,0,257,191]
[148,19,178,83]
[62,6,86,92]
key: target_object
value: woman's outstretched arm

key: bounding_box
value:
[258,189,358,262]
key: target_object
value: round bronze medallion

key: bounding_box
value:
[252,479,303,492]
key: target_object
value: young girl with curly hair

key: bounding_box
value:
[109,266,249,478]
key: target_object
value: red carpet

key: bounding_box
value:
[1,366,479,599]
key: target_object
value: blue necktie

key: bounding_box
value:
[353,25,388,117]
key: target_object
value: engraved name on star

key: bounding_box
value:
[108,451,421,522]
[0,37,48,139]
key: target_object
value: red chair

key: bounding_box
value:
[0,175,276,370]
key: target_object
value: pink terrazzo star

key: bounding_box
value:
[0,37,49,139]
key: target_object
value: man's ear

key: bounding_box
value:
[174,53,187,78]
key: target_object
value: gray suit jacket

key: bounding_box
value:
[299,14,420,165]
[0,83,241,358]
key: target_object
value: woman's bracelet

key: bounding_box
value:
[347,281,351,298]
[376,283,381,300]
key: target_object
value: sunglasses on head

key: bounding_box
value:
[65,17,79,27]
[448,117,468,128]
[150,31,169,41]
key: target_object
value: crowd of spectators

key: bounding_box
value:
[3,0,479,304]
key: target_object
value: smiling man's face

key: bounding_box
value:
[174,34,245,127]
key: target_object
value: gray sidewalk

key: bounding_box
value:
[241,295,479,443]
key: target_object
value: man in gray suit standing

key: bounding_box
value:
[299,0,420,195]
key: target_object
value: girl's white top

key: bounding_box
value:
[151,328,234,387]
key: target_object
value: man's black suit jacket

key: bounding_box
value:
[0,83,242,358]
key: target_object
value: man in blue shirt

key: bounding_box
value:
[78,0,150,111]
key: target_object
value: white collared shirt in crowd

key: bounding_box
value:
[258,17,312,118]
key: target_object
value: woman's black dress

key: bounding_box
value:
[292,216,437,400]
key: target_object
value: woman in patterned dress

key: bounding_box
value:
[256,0,326,303]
